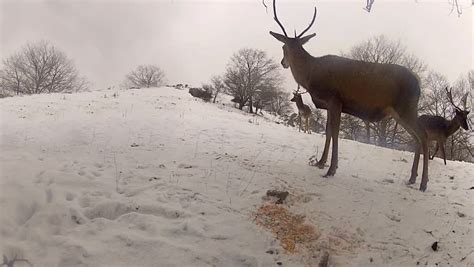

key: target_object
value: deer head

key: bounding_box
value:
[268,0,317,69]
[446,87,470,130]
[290,87,308,102]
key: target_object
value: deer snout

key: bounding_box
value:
[281,58,289,69]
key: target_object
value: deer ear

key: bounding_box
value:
[270,31,288,43]
[299,33,316,45]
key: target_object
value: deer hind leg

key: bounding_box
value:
[395,111,429,191]
[308,117,312,134]
[317,111,331,169]
[440,142,446,165]
[430,142,439,160]
[306,116,311,134]
[323,102,341,177]
[303,116,308,133]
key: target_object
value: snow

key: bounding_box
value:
[1,87,473,266]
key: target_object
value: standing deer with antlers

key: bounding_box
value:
[291,88,313,134]
[268,0,430,191]
[418,87,470,165]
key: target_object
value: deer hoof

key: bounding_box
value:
[406,178,416,185]
[419,184,427,192]
[315,162,326,169]
[323,169,336,177]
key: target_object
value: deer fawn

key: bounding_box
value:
[269,0,430,191]
[419,87,470,165]
[291,88,313,134]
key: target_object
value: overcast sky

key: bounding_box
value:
[1,0,472,91]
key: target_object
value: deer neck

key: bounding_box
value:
[288,47,314,89]
[446,116,461,137]
[295,98,306,111]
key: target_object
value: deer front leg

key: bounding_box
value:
[317,112,331,169]
[408,143,420,185]
[298,115,302,132]
[419,137,429,191]
[324,103,341,177]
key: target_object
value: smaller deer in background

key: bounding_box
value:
[418,87,470,165]
[291,88,312,134]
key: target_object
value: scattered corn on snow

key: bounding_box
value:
[1,87,473,266]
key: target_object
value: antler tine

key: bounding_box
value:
[297,6,317,38]
[445,87,462,111]
[272,0,288,37]
[262,0,268,13]
[460,92,469,110]
[293,84,301,94]
[294,84,309,95]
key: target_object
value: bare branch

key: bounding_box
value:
[449,0,463,16]
[364,0,375,12]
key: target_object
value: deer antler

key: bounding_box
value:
[272,0,288,37]
[294,84,308,95]
[296,6,317,38]
[445,87,465,111]
[460,92,469,111]
[262,0,268,13]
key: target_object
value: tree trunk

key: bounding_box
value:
[378,120,388,147]
[364,121,371,144]
[249,96,254,113]
[391,122,398,148]
[450,136,455,161]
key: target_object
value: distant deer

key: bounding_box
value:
[418,87,470,165]
[268,0,430,191]
[291,88,313,133]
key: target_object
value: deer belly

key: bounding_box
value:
[343,100,392,121]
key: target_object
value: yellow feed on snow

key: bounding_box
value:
[253,203,320,253]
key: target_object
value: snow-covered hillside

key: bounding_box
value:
[1,87,473,266]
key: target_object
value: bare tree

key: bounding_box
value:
[468,70,474,91]
[0,54,24,95]
[419,71,451,116]
[0,41,88,95]
[202,75,225,103]
[223,48,280,113]
[340,114,364,141]
[264,89,293,115]
[125,65,165,88]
